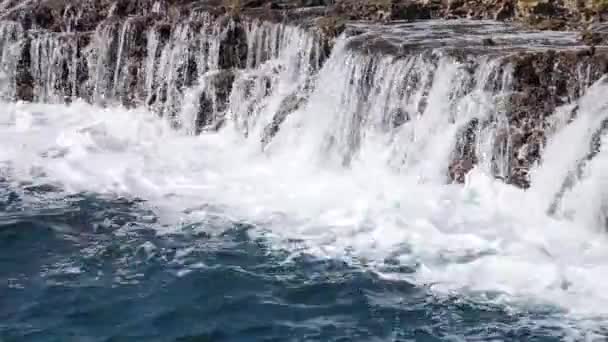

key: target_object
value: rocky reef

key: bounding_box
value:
[0,0,607,190]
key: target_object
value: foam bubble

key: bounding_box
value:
[1,91,608,336]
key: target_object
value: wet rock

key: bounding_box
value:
[448,158,475,183]
[535,18,567,30]
[333,0,391,20]
[548,88,608,214]
[590,118,608,159]
[241,0,272,8]
[440,0,512,21]
[390,108,410,128]
[391,0,431,20]
[581,30,605,45]
[497,49,608,188]
[196,70,236,132]
[494,1,514,20]
[482,37,496,46]
[316,15,347,39]
[449,118,479,184]
[333,0,431,21]
[218,17,248,69]
[0,0,325,111]
[15,37,33,102]
[1,0,608,192]
[577,46,596,57]
[261,92,307,146]
[443,45,608,189]
[581,23,608,45]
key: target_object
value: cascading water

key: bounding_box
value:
[2,10,608,340]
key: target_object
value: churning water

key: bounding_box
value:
[2,16,608,341]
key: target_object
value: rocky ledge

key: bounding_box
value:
[0,0,607,189]
[337,20,607,187]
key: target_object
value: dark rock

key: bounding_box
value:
[261,92,307,146]
[482,37,495,46]
[576,46,595,57]
[494,1,514,20]
[448,158,475,184]
[15,37,34,102]
[218,18,248,69]
[449,118,479,184]
[496,49,608,188]
[533,18,567,31]
[390,108,410,128]
[391,0,431,20]
[241,0,271,8]
[196,70,236,133]
[581,30,606,46]
[316,15,347,39]
[333,0,432,21]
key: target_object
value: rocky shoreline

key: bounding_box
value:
[0,0,607,189]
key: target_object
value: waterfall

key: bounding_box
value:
[0,14,606,203]
[0,7,608,243]
[265,45,502,180]
[0,20,23,100]
[531,77,608,228]
[3,9,608,329]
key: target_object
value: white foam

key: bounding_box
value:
[1,90,608,336]
[1,26,608,338]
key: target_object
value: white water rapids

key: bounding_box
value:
[1,16,608,338]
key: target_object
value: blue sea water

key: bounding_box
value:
[1,178,599,342]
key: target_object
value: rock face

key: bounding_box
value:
[337,20,608,187]
[449,47,608,188]
[333,0,607,31]
[0,0,607,190]
[333,0,431,21]
[0,0,331,123]
[500,50,608,187]
[195,69,235,132]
